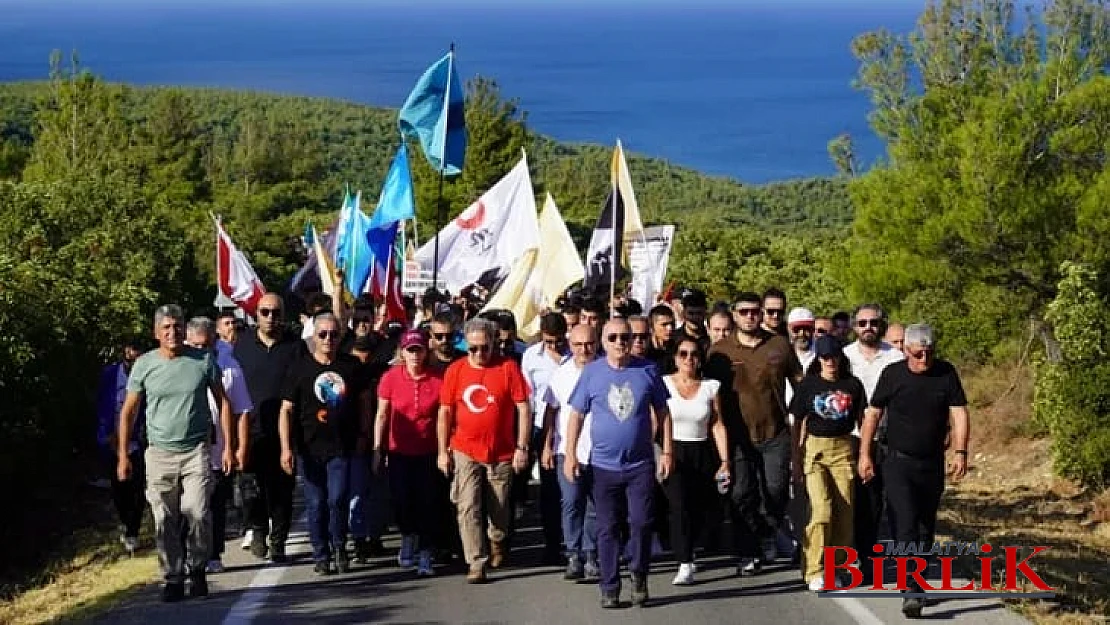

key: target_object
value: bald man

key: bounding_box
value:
[883,323,905,352]
[564,319,674,608]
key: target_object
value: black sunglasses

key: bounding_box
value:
[677,349,699,359]
[316,330,339,340]
[764,309,784,316]
[631,332,650,341]
[432,332,452,340]
[857,319,882,328]
[258,307,282,318]
[468,344,491,354]
[607,333,631,343]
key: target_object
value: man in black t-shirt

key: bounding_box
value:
[278,313,372,576]
[858,323,969,619]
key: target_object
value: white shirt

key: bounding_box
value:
[784,348,816,410]
[522,341,569,428]
[843,340,904,437]
[663,376,720,442]
[543,360,592,462]
[208,341,254,470]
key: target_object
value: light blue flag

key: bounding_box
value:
[335,191,374,296]
[367,144,416,294]
[398,50,466,176]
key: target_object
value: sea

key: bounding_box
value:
[0,0,924,183]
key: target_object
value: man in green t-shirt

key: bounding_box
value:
[117,304,233,603]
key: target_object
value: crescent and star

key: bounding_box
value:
[462,383,494,413]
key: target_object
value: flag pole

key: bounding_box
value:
[431,42,455,294]
[609,178,617,308]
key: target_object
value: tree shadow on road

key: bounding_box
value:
[648,578,806,607]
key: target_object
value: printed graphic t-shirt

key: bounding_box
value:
[788,375,866,438]
[568,357,670,472]
[282,353,366,460]
[441,357,530,464]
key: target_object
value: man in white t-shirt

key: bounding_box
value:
[842,304,903,576]
[784,307,817,410]
[186,318,254,574]
[541,323,600,581]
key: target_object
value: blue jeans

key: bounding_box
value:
[347,452,388,540]
[555,455,597,557]
[300,454,350,562]
[593,462,655,594]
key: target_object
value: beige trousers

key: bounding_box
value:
[145,442,213,583]
[450,450,513,568]
[802,434,855,582]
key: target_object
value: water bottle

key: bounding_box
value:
[715,470,731,494]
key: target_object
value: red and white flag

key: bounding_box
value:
[214,216,266,317]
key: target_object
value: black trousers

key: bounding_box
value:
[508,427,563,553]
[106,449,146,538]
[883,450,944,586]
[730,430,790,558]
[853,439,887,555]
[388,453,442,550]
[664,440,718,563]
[246,437,295,545]
[209,471,233,559]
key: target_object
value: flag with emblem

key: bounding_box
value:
[414,151,539,294]
[583,140,646,294]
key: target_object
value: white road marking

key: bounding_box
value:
[221,510,308,625]
[831,596,888,625]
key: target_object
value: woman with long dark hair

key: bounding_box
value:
[789,335,865,591]
[661,336,730,585]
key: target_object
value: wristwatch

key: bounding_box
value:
[516,444,530,453]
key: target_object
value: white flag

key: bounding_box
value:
[214,216,266,317]
[416,153,540,294]
[628,225,675,307]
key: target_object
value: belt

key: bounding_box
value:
[887,448,943,462]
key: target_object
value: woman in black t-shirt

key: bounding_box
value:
[788,335,865,591]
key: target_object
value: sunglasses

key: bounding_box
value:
[908,348,934,360]
[816,328,829,335]
[570,341,595,349]
[606,333,632,343]
[631,332,650,341]
[764,309,784,316]
[857,319,882,328]
[734,307,762,317]
[316,330,339,340]
[677,350,699,359]
[258,307,282,318]
[432,332,452,341]
[543,338,564,347]
[468,344,491,354]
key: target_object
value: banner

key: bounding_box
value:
[628,225,675,307]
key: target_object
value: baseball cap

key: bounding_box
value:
[815,334,843,357]
[787,307,816,328]
[400,329,428,350]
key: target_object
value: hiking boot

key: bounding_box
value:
[250,533,268,560]
[489,540,507,569]
[353,538,372,563]
[187,572,208,599]
[334,546,350,574]
[466,564,487,584]
[270,542,288,564]
[600,590,620,609]
[902,596,924,618]
[313,560,334,576]
[564,554,585,581]
[398,535,416,568]
[161,582,185,603]
[630,573,649,606]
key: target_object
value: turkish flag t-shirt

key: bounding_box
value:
[441,356,529,464]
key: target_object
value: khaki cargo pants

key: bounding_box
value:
[145,442,213,583]
[802,434,855,582]
[450,450,513,569]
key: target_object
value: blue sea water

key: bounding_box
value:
[0,0,922,183]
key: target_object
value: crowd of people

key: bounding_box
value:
[97,282,970,618]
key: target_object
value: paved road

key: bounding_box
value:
[86,501,1033,625]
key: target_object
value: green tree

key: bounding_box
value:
[844,0,1110,361]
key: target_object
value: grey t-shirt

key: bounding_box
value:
[127,347,221,453]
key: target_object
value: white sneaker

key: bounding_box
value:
[206,559,225,574]
[241,529,254,550]
[120,535,138,554]
[398,535,416,568]
[416,550,434,577]
[672,562,695,585]
[809,576,825,592]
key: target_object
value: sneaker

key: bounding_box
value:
[313,560,334,576]
[334,546,350,574]
[120,535,139,554]
[584,555,600,580]
[808,576,825,592]
[187,572,208,599]
[398,535,416,568]
[600,591,620,609]
[270,542,288,564]
[250,533,268,560]
[564,554,585,581]
[761,538,779,563]
[206,559,225,574]
[630,573,649,606]
[416,550,435,577]
[466,564,487,584]
[738,558,762,577]
[161,582,185,603]
[241,529,254,550]
[672,562,695,586]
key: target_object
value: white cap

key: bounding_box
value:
[787,307,815,327]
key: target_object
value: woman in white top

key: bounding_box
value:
[662,335,731,585]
